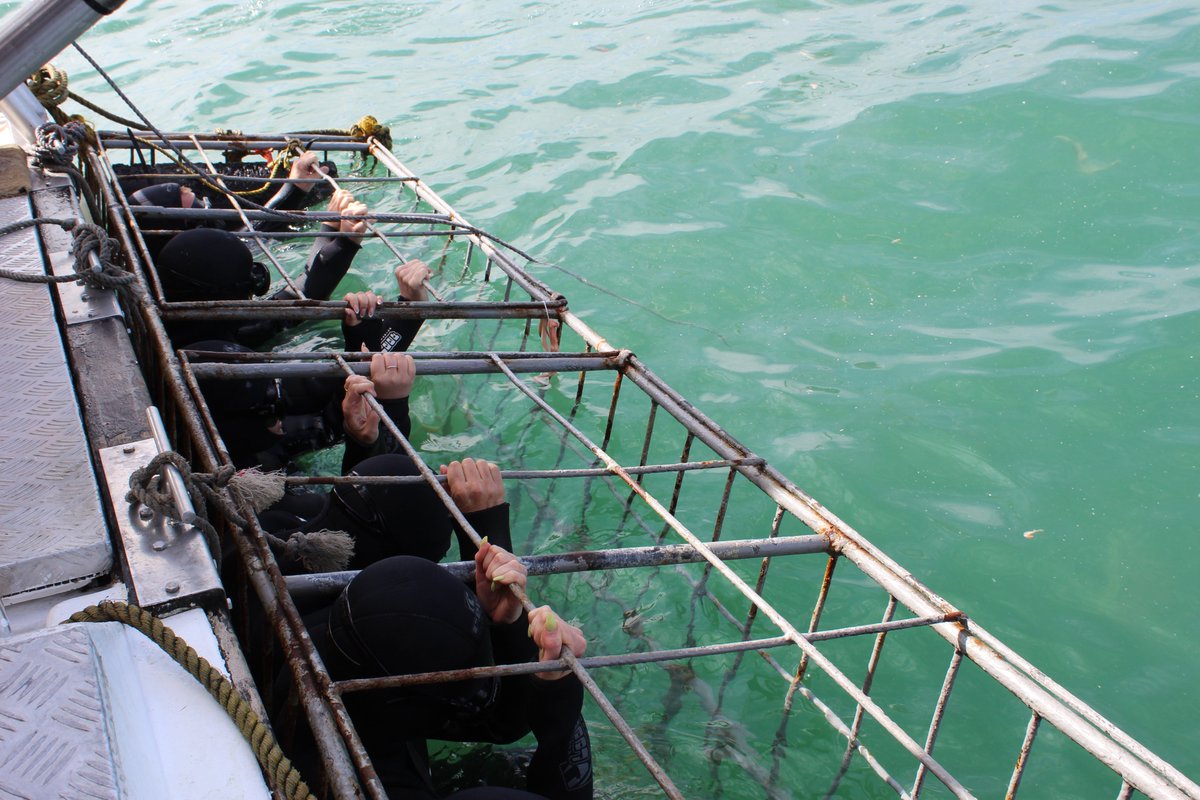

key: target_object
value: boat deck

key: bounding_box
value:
[0,185,109,609]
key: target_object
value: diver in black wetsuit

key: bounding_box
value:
[301,459,594,800]
[259,351,456,571]
[127,150,332,258]
[153,187,416,470]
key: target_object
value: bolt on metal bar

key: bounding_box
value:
[911,647,965,799]
[487,354,975,798]
[1006,712,1042,800]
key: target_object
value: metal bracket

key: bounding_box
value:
[98,437,224,612]
[48,248,123,324]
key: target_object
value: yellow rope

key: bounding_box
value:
[67,600,317,800]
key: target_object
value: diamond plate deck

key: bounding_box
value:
[0,616,270,799]
[0,193,110,598]
[0,625,120,799]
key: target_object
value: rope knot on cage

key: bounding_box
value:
[125,453,354,572]
[70,221,138,291]
[32,120,89,166]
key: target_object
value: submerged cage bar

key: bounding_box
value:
[78,128,1200,800]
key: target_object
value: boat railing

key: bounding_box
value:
[79,130,1200,800]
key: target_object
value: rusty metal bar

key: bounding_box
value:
[367,139,562,304]
[311,166,445,302]
[283,457,766,487]
[94,143,170,299]
[101,135,376,151]
[284,534,830,597]
[186,351,615,379]
[91,136,1200,800]
[114,172,416,187]
[333,612,964,693]
[174,355,383,799]
[319,353,685,799]
[1005,712,1042,800]
[161,298,566,322]
[823,596,900,800]
[92,147,388,799]
[126,204,460,227]
[911,647,965,799]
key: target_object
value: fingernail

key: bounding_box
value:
[527,625,533,638]
[545,616,558,632]
[481,536,489,544]
[491,580,498,592]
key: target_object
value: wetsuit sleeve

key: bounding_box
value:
[265,181,311,212]
[453,503,512,560]
[342,310,424,353]
[271,225,361,302]
[340,395,412,474]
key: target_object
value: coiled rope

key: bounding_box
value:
[126,451,354,573]
[66,600,316,800]
[27,63,143,130]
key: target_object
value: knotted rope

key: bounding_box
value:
[27,63,142,129]
[66,600,316,800]
[0,216,137,291]
[125,451,354,573]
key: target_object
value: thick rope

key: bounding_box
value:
[125,452,355,573]
[66,600,316,800]
[0,216,137,290]
[27,62,144,130]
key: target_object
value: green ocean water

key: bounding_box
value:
[8,0,1199,796]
